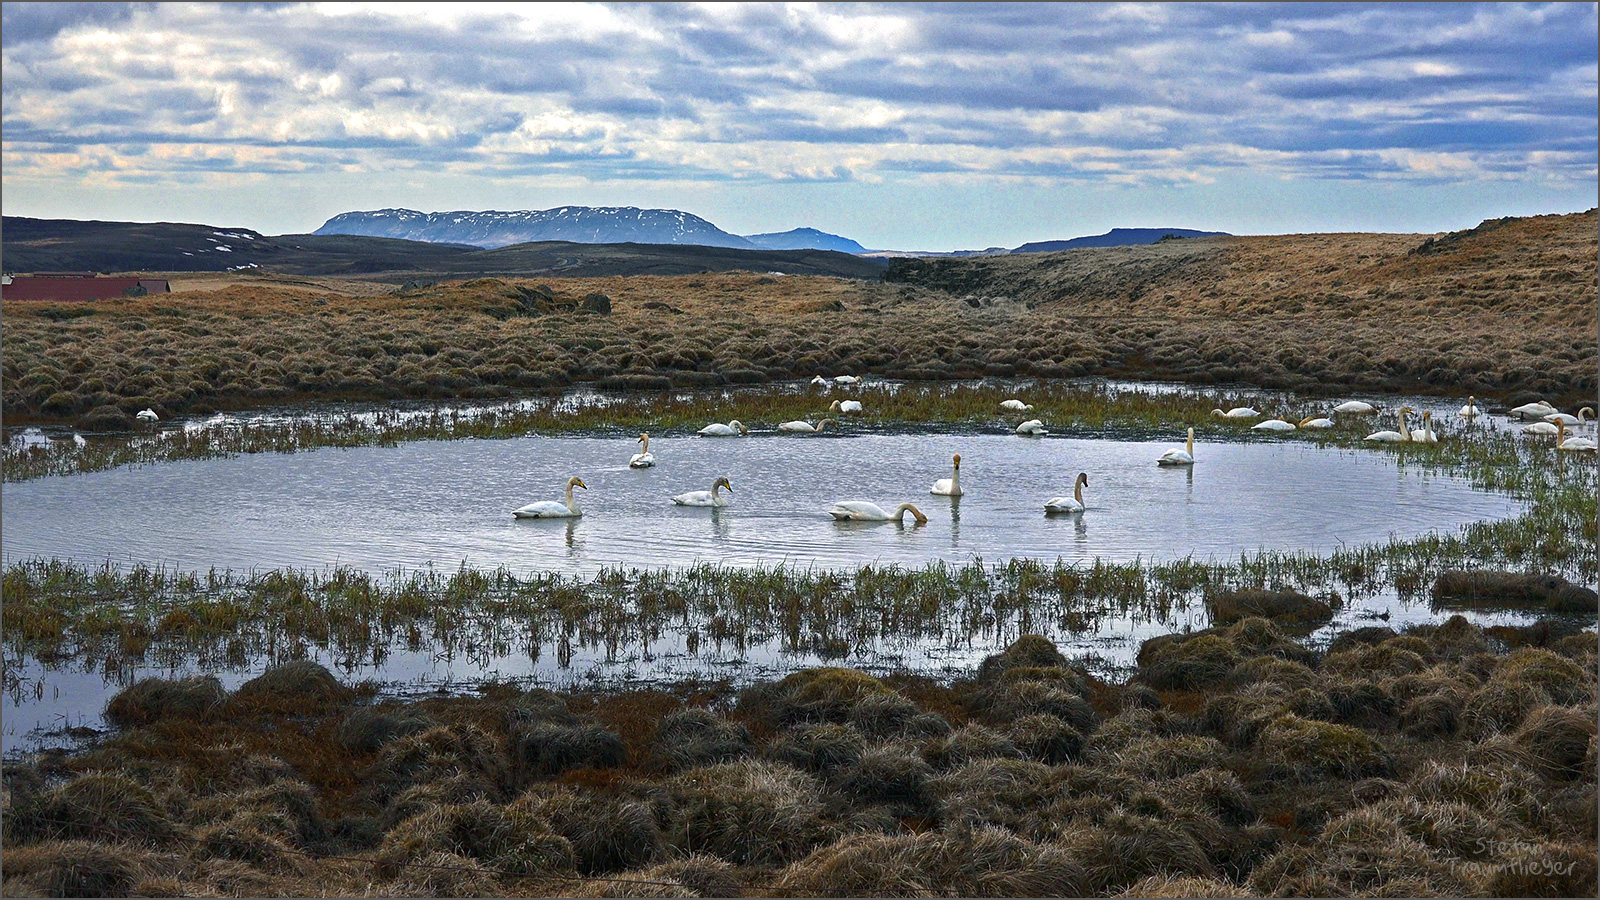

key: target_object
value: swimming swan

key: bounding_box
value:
[698,420,749,437]
[513,476,586,518]
[1298,416,1335,429]
[830,399,863,414]
[1557,421,1598,452]
[1044,472,1089,514]
[1212,407,1260,419]
[1000,399,1033,411]
[931,454,962,496]
[1332,400,1376,414]
[1510,400,1558,421]
[778,418,836,433]
[1459,396,1480,418]
[1252,419,1296,432]
[1365,408,1412,443]
[1544,407,1595,427]
[629,433,655,468]
[1409,411,1439,444]
[1157,427,1195,466]
[1015,419,1048,436]
[136,408,159,423]
[672,476,733,507]
[829,501,928,523]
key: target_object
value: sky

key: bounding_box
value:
[2,1,1596,251]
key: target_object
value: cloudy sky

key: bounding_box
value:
[2,2,1595,249]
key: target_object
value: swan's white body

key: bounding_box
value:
[1157,428,1195,466]
[931,454,962,496]
[514,477,586,518]
[1458,396,1480,418]
[1544,407,1595,427]
[811,375,828,385]
[1556,422,1598,452]
[833,375,860,385]
[1522,422,1559,436]
[698,420,749,437]
[136,408,159,423]
[1015,419,1048,436]
[1298,416,1335,429]
[1212,407,1260,419]
[830,399,863,414]
[1333,401,1376,414]
[1044,473,1089,514]
[1000,399,1033,411]
[1252,419,1296,432]
[1408,412,1439,444]
[778,418,835,433]
[1365,408,1412,443]
[672,477,732,507]
[829,501,928,523]
[1510,401,1558,421]
[629,433,655,468]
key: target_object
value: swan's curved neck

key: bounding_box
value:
[711,480,724,497]
[1399,409,1410,440]
[1582,408,1594,423]
[894,503,928,523]
[1073,476,1085,504]
[1186,429,1194,456]
[565,482,580,512]
[950,460,960,490]
[640,435,650,453]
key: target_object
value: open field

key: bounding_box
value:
[4,621,1595,897]
[4,211,1595,430]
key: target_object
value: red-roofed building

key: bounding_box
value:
[2,274,170,302]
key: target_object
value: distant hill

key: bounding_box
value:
[315,206,758,250]
[1013,227,1229,253]
[0,216,885,280]
[743,227,867,254]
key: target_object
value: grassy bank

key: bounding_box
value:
[3,624,1595,897]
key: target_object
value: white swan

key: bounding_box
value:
[629,433,655,468]
[778,418,836,433]
[1365,408,1412,443]
[672,476,732,507]
[1212,407,1260,419]
[1015,419,1048,436]
[1458,396,1480,418]
[1044,472,1089,514]
[811,375,828,385]
[829,501,928,523]
[1557,421,1599,452]
[513,476,586,519]
[136,408,159,423]
[1000,399,1033,411]
[698,420,749,437]
[833,375,860,385]
[931,454,962,496]
[1298,416,1334,429]
[1544,407,1595,427]
[1510,400,1558,420]
[1523,421,1560,436]
[1252,419,1296,432]
[1332,400,1376,414]
[830,399,863,414]
[1408,411,1439,444]
[1157,427,1195,466]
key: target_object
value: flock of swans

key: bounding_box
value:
[510,391,1598,520]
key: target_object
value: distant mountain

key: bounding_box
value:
[315,206,758,250]
[743,227,866,254]
[1012,228,1229,254]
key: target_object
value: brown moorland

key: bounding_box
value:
[3,210,1594,427]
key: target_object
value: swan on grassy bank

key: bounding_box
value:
[1000,399,1033,411]
[1298,416,1334,429]
[1409,412,1439,444]
[1252,419,1296,432]
[513,476,586,519]
[1332,400,1376,414]
[1015,419,1048,436]
[136,408,159,423]
[1212,407,1260,419]
[1556,421,1598,452]
[1510,400,1558,420]
[830,399,863,414]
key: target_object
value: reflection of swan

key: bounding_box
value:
[1459,396,1480,418]
[1000,399,1033,411]
[1510,400,1557,420]
[1545,407,1595,426]
[931,454,962,496]
[1409,411,1439,444]
[698,420,749,436]
[673,476,733,507]
[136,408,159,422]
[1212,407,1260,419]
[1298,416,1334,429]
[1365,408,1411,443]
[629,433,655,468]
[1333,400,1376,414]
[778,418,836,433]
[1044,472,1089,514]
[1557,421,1598,452]
[1015,419,1048,436]
[829,501,928,523]
[1252,419,1296,432]
[830,399,863,414]
[1157,427,1195,466]
[514,476,586,518]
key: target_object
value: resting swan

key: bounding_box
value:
[1212,407,1260,419]
[1015,419,1048,436]
[513,476,586,518]
[830,399,863,414]
[1459,396,1480,418]
[672,476,732,507]
[931,454,962,496]
[1557,421,1599,452]
[136,408,159,423]
[1364,408,1411,443]
[629,433,655,468]
[1523,421,1559,436]
[1332,400,1377,414]
[698,420,749,437]
[1044,472,1089,514]
[811,375,828,385]
[834,375,861,385]
[1157,427,1195,466]
[1252,419,1296,432]
[1408,411,1439,444]
[1510,400,1558,421]
[829,501,928,523]
[778,418,836,433]
[1000,399,1033,411]
[1298,416,1335,429]
[1544,407,1595,427]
